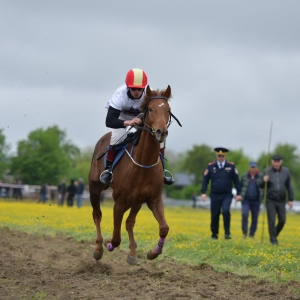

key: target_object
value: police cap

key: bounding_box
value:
[214,147,229,155]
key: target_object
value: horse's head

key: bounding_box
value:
[140,85,172,143]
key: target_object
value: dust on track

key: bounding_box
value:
[0,227,299,300]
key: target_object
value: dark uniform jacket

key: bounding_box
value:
[201,161,241,195]
[259,166,294,202]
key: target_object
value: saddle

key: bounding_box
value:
[100,130,143,171]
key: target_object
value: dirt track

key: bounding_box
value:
[1,227,299,300]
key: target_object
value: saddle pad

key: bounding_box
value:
[103,145,127,171]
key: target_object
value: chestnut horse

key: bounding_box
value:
[89,85,179,265]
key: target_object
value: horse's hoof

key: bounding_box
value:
[93,250,103,261]
[147,250,158,260]
[103,239,111,247]
[127,255,138,265]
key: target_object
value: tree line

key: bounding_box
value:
[0,126,92,188]
[1,126,300,199]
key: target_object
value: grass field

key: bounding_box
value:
[0,199,299,282]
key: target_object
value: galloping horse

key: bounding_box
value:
[89,85,180,265]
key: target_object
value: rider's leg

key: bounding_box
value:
[159,147,175,185]
[99,148,117,185]
[105,147,117,171]
[100,125,127,185]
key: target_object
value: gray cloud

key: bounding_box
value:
[1,0,300,160]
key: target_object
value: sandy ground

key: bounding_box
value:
[0,227,299,300]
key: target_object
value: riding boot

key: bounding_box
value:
[99,148,117,185]
[160,148,175,185]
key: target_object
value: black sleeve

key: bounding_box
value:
[106,106,125,129]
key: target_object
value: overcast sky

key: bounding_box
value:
[1,0,300,160]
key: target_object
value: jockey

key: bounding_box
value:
[99,68,175,186]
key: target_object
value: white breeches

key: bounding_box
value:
[110,113,164,148]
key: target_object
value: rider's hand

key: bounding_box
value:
[124,118,142,127]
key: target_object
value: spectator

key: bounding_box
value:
[50,188,56,201]
[76,178,85,208]
[57,179,67,206]
[15,180,23,200]
[12,180,17,199]
[260,154,293,245]
[39,183,48,203]
[240,162,264,238]
[67,180,77,207]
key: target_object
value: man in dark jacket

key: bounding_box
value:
[260,154,293,245]
[240,162,264,238]
[58,179,67,206]
[67,180,77,207]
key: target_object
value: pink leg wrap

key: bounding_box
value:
[107,243,115,252]
[154,237,165,254]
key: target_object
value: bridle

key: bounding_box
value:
[139,96,182,135]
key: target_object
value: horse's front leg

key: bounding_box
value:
[90,190,104,260]
[104,201,126,252]
[125,203,143,265]
[146,199,169,260]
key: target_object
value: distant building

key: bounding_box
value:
[173,173,195,190]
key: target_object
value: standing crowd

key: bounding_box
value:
[36,178,86,207]
[55,178,85,208]
[199,147,294,245]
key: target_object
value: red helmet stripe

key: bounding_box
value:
[126,68,148,88]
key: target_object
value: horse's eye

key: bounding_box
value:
[149,108,152,112]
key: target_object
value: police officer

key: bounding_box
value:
[201,147,242,239]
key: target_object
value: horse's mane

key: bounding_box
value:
[140,88,172,112]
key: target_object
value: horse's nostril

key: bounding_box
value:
[166,130,168,136]
[156,129,161,135]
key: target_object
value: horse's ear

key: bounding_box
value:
[146,85,153,96]
[162,85,171,99]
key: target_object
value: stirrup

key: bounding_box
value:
[100,169,113,185]
[164,169,175,185]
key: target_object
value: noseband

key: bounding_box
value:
[140,96,182,135]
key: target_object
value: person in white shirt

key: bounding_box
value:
[100,68,175,186]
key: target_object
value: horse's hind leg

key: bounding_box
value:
[146,199,169,260]
[125,203,143,265]
[90,189,104,260]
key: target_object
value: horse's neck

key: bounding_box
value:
[132,131,160,165]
